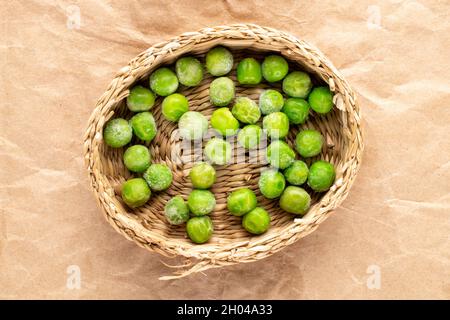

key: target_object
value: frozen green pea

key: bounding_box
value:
[162,93,189,122]
[231,97,261,124]
[237,124,262,149]
[149,67,179,96]
[126,85,155,112]
[295,129,323,158]
[282,71,312,98]
[308,160,336,192]
[103,118,132,148]
[242,207,270,235]
[164,196,189,225]
[205,46,233,76]
[121,178,151,208]
[266,140,296,169]
[210,107,239,137]
[188,190,216,216]
[259,89,284,115]
[261,55,289,82]
[259,169,286,199]
[308,86,333,114]
[204,138,232,165]
[282,98,310,125]
[279,186,311,215]
[143,163,173,191]
[189,162,216,189]
[283,160,309,185]
[186,216,214,244]
[262,112,289,139]
[209,77,235,107]
[227,188,257,217]
[175,56,203,87]
[129,112,157,142]
[123,145,151,173]
[237,58,262,85]
[178,111,208,140]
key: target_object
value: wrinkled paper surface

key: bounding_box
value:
[1,0,450,299]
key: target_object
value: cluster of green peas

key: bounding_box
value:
[102,46,336,244]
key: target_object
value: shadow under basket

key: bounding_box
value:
[83,24,364,280]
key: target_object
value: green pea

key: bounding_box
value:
[282,71,312,98]
[262,112,289,139]
[164,196,189,225]
[178,111,208,140]
[231,97,261,124]
[209,77,235,107]
[227,188,257,217]
[266,140,296,169]
[308,160,336,192]
[242,207,270,235]
[189,162,216,189]
[126,85,155,112]
[205,46,233,76]
[186,216,214,244]
[308,86,333,114]
[279,186,311,215]
[261,55,289,82]
[187,189,216,216]
[282,98,310,125]
[175,56,203,87]
[210,107,239,136]
[204,138,232,165]
[162,93,189,122]
[237,58,262,85]
[123,145,151,173]
[143,163,173,191]
[259,89,284,115]
[103,118,132,148]
[149,67,179,96]
[129,112,157,142]
[237,124,262,149]
[259,168,286,199]
[283,160,309,185]
[121,178,151,208]
[295,129,323,158]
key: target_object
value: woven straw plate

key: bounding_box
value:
[83,24,363,280]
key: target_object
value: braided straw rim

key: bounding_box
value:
[83,24,364,280]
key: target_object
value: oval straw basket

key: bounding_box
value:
[83,24,363,280]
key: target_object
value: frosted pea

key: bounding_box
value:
[205,46,233,76]
[237,125,262,149]
[121,178,151,208]
[126,85,155,112]
[295,129,324,158]
[186,216,214,244]
[143,163,173,191]
[282,71,312,98]
[307,160,336,192]
[178,111,208,140]
[261,55,289,82]
[162,93,189,122]
[266,140,296,169]
[189,162,216,189]
[279,186,311,215]
[103,118,132,148]
[227,188,258,217]
[123,145,151,173]
[187,190,216,216]
[204,138,232,165]
[242,207,271,235]
[129,112,157,142]
[282,98,310,125]
[262,112,289,139]
[308,86,333,114]
[231,97,261,124]
[283,160,309,185]
[259,89,284,115]
[258,168,285,199]
[175,56,203,87]
[237,58,262,85]
[149,67,179,97]
[210,107,239,137]
[164,196,189,225]
[209,77,235,107]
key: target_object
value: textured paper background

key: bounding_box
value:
[1,0,450,299]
